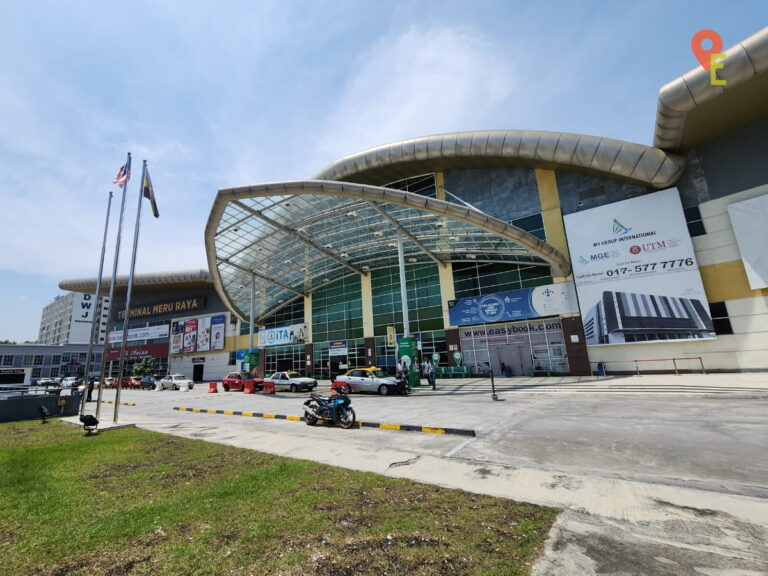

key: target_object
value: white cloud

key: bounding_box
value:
[310,25,517,171]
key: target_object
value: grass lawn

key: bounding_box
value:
[0,418,559,575]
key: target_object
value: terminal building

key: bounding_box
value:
[62,28,768,379]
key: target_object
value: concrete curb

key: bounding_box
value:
[99,400,136,406]
[173,406,476,436]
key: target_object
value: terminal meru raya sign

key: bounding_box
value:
[116,296,206,320]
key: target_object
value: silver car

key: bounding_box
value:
[158,374,194,390]
[335,368,399,395]
[264,371,317,392]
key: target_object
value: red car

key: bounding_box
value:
[221,371,263,392]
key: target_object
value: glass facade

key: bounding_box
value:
[452,262,552,300]
[372,264,443,336]
[264,344,306,376]
[312,276,362,342]
[458,318,569,376]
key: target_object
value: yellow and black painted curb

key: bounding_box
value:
[100,400,136,406]
[173,407,475,437]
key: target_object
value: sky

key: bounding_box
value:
[0,0,765,342]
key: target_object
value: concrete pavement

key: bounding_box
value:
[64,372,768,575]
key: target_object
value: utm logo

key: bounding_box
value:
[692,30,726,86]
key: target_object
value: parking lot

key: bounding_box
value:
[72,373,768,575]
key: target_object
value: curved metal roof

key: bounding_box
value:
[206,180,572,323]
[60,269,212,295]
[654,27,768,150]
[313,129,686,189]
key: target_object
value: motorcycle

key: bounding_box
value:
[303,387,356,429]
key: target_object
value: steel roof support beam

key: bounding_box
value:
[218,258,305,297]
[232,200,364,277]
[365,200,445,268]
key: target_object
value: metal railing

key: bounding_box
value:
[590,357,706,376]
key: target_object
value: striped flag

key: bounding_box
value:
[143,167,159,218]
[113,157,131,188]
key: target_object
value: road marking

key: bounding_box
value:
[173,407,475,436]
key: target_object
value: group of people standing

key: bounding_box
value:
[394,358,438,392]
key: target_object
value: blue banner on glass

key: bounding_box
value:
[447,282,578,326]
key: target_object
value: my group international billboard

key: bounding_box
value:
[563,188,714,345]
[447,282,578,326]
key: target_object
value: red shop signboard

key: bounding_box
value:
[105,342,170,362]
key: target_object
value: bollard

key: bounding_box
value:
[243,381,255,394]
[262,380,275,395]
[208,382,218,393]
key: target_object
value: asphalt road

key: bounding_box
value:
[71,373,768,575]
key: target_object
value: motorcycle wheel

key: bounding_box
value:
[305,402,319,426]
[338,407,356,429]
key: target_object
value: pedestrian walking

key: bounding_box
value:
[427,360,436,390]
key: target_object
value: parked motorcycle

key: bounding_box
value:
[303,388,356,429]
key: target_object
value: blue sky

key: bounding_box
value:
[0,0,765,342]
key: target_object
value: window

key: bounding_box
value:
[2,355,13,366]
[79,353,87,362]
[33,355,44,365]
[32,368,41,378]
[51,367,59,377]
[709,301,733,335]
[62,353,70,363]
[22,355,33,366]
[228,351,236,365]
[52,355,61,365]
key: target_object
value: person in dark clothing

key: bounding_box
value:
[87,376,95,402]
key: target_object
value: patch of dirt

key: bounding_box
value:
[306,534,470,576]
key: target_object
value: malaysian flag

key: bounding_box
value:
[113,155,131,188]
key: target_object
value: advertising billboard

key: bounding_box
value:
[183,319,198,353]
[108,324,170,344]
[170,321,184,354]
[196,316,211,352]
[257,323,307,348]
[447,282,578,327]
[211,315,226,350]
[564,188,715,345]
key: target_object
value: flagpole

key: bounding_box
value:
[114,160,147,423]
[95,152,131,421]
[79,191,114,417]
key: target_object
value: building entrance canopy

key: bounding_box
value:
[205,180,572,323]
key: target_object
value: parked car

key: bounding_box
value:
[139,376,157,390]
[158,373,194,390]
[103,377,117,389]
[335,367,400,395]
[221,371,263,392]
[263,371,317,392]
[61,376,82,388]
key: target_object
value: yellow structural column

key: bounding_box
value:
[303,293,312,342]
[535,169,571,283]
[361,272,374,338]
[434,172,456,327]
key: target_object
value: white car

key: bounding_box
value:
[61,377,79,388]
[158,374,194,390]
[264,371,317,392]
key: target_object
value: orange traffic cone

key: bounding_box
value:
[208,382,218,393]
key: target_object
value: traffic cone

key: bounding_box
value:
[208,382,218,393]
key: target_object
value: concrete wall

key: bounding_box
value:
[0,392,80,423]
